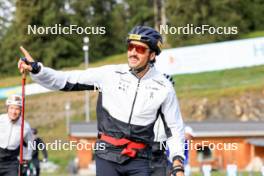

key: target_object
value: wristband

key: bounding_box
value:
[172,155,184,165]
[171,165,184,176]
[21,57,41,74]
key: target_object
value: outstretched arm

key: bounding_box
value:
[18,46,106,91]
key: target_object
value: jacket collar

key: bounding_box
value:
[125,64,157,80]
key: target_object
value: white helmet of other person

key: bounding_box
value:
[6,94,22,107]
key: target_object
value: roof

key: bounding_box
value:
[69,122,97,137]
[69,121,264,138]
[247,138,264,147]
[188,121,264,137]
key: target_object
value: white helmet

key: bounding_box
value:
[6,94,22,107]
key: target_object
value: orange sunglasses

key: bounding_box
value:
[128,43,150,54]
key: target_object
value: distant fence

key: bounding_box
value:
[156,37,264,75]
[0,83,53,100]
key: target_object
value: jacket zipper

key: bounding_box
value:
[128,78,141,126]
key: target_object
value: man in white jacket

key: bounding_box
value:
[18,25,185,176]
[0,95,33,176]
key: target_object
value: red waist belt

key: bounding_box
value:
[100,134,146,158]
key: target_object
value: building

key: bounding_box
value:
[69,122,97,169]
[188,121,264,171]
[69,121,264,171]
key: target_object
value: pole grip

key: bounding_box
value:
[22,72,26,79]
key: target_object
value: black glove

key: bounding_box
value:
[20,57,41,74]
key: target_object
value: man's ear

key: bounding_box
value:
[150,52,156,61]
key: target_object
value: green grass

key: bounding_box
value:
[241,30,264,39]
[174,65,264,99]
[0,75,27,87]
[37,119,76,174]
[90,53,126,66]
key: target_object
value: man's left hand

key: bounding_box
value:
[172,159,184,176]
[174,171,184,176]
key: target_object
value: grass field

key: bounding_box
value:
[174,65,264,99]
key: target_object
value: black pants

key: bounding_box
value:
[0,162,18,176]
[0,147,19,176]
[96,155,151,176]
[0,168,18,176]
[32,159,40,176]
[150,166,167,176]
[150,147,170,176]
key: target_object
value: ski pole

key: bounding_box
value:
[19,71,26,176]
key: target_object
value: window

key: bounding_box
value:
[197,146,213,161]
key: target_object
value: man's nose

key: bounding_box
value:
[131,47,137,54]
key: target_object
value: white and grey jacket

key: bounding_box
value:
[31,63,185,162]
[0,113,33,161]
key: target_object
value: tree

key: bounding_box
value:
[124,0,154,29]
[165,0,250,47]
[68,0,128,61]
[0,0,15,39]
[0,0,81,75]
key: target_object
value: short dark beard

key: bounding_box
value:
[129,53,153,77]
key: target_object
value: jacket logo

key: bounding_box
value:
[118,81,129,92]
[145,86,159,91]
[128,34,141,40]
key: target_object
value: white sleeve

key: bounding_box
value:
[23,124,34,160]
[23,146,32,160]
[153,117,167,142]
[162,90,185,162]
[30,63,111,91]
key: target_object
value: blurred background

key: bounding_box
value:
[0,0,264,175]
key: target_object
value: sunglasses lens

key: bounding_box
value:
[128,44,134,51]
[136,46,146,54]
[128,43,148,54]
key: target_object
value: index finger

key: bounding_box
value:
[20,46,34,62]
